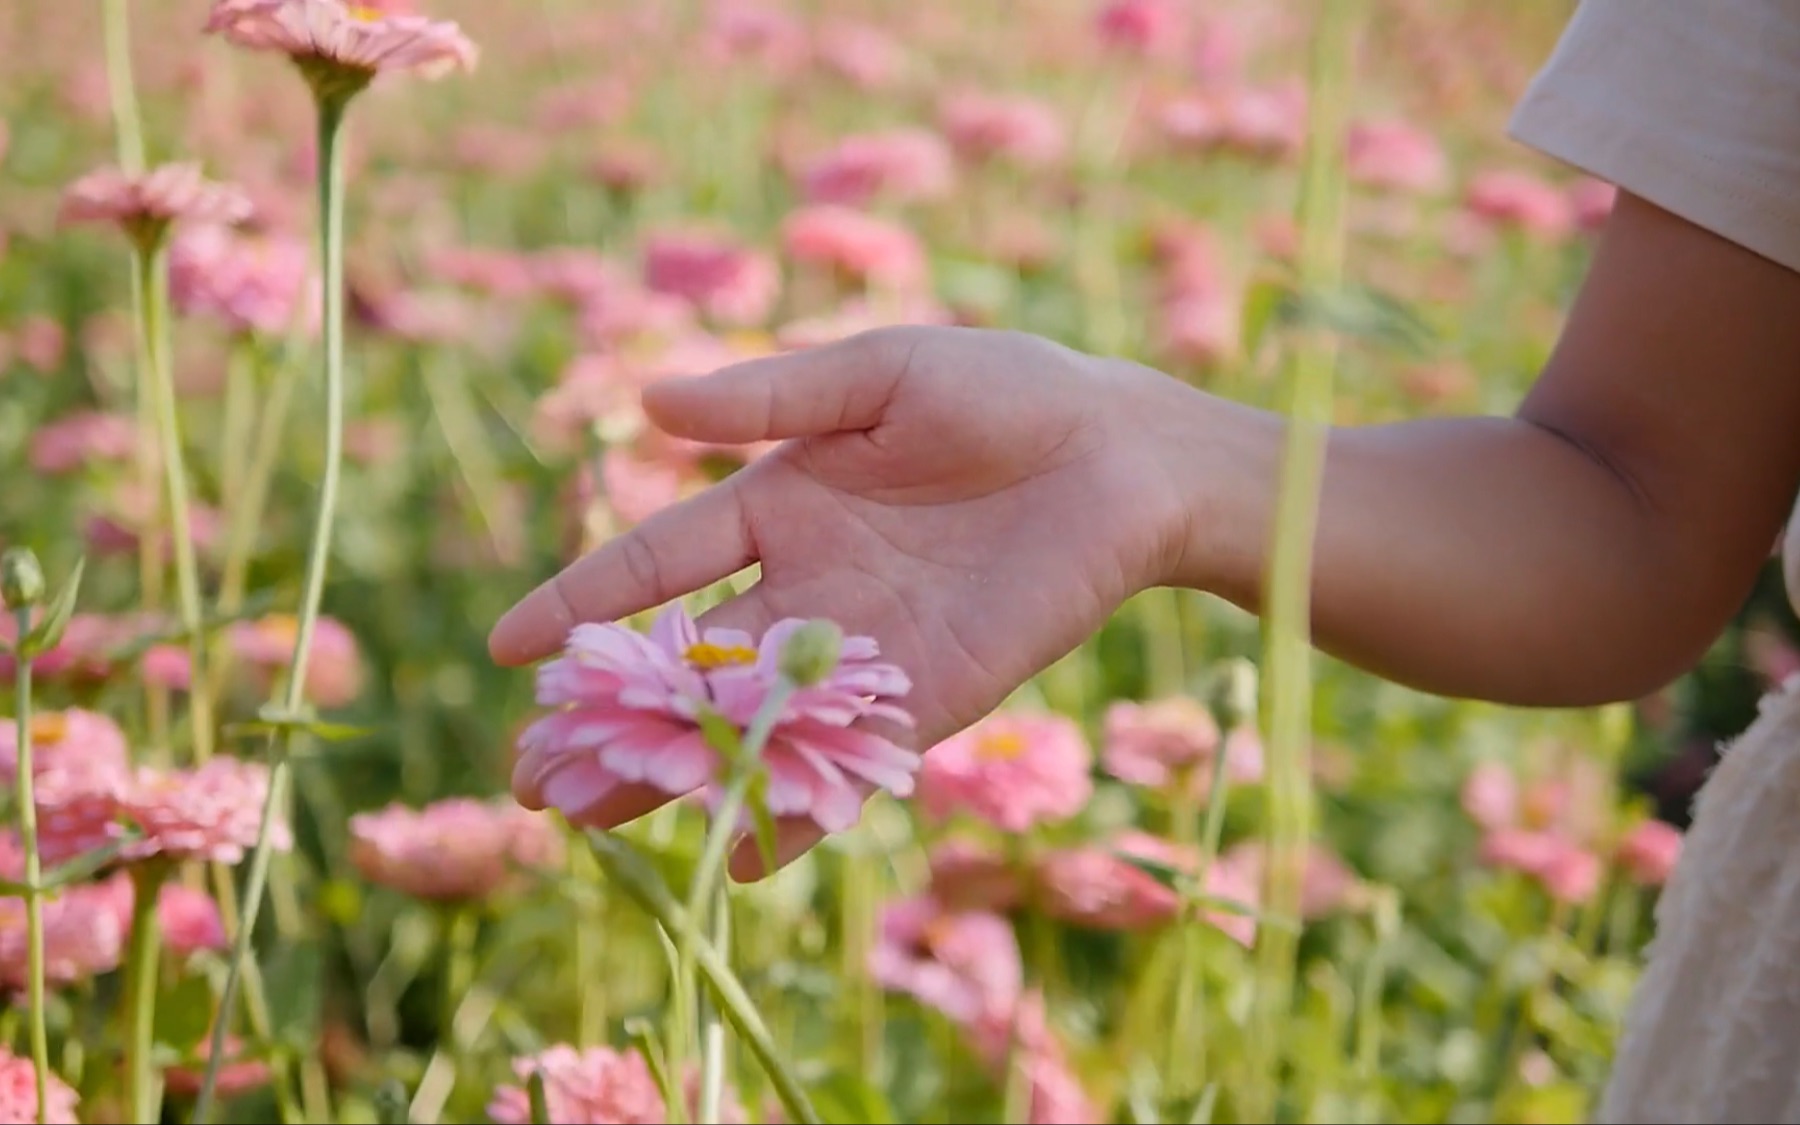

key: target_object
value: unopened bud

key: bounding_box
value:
[778,619,844,687]
[1213,657,1260,731]
[0,549,45,610]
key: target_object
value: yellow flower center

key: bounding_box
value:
[922,917,957,951]
[348,6,385,21]
[683,642,758,670]
[257,614,302,650]
[975,731,1027,761]
[28,713,67,746]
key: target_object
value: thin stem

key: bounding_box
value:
[697,889,730,1125]
[128,237,169,761]
[123,863,168,1125]
[102,0,145,174]
[136,243,217,765]
[195,92,352,1124]
[12,609,49,1125]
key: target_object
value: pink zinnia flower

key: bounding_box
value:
[350,797,564,901]
[119,757,292,865]
[168,222,316,336]
[228,613,364,709]
[1096,0,1179,57]
[164,1035,272,1100]
[141,644,193,692]
[867,895,1022,1022]
[1215,82,1307,161]
[939,92,1068,169]
[1346,119,1448,195]
[1103,696,1264,792]
[798,129,955,207]
[13,316,67,374]
[601,443,692,525]
[919,712,1092,833]
[487,1045,665,1125]
[641,232,781,327]
[1460,761,1518,831]
[0,708,132,865]
[157,883,229,957]
[1464,170,1574,241]
[813,21,907,90]
[59,162,253,247]
[204,1,478,86]
[1616,819,1683,887]
[514,606,916,834]
[0,1045,79,1124]
[1218,839,1363,920]
[1036,832,1258,944]
[780,205,928,291]
[0,870,128,987]
[28,410,136,475]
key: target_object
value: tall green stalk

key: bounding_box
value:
[10,607,49,1125]
[134,243,217,765]
[1242,1,1359,1120]
[122,863,169,1125]
[102,0,144,175]
[194,91,353,1125]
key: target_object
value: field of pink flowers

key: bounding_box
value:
[0,0,1774,1122]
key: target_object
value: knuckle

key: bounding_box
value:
[616,533,667,602]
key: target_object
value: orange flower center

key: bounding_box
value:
[257,614,302,650]
[975,731,1027,761]
[922,917,957,951]
[683,642,758,670]
[28,713,67,745]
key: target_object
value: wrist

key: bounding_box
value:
[1103,360,1280,604]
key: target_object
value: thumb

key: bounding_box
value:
[643,326,920,445]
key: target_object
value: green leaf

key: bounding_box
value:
[527,1068,552,1125]
[226,709,374,744]
[41,834,135,889]
[20,555,85,657]
[695,706,743,758]
[1240,275,1291,359]
[262,940,324,1046]
[154,973,216,1055]
[808,1069,899,1125]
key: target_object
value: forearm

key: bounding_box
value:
[1151,388,1766,708]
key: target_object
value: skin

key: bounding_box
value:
[490,192,1800,879]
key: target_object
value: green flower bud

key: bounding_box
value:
[0,548,46,611]
[1213,657,1260,732]
[779,620,845,687]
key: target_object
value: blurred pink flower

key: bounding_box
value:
[1479,828,1602,904]
[515,606,916,834]
[966,991,1102,1125]
[601,444,691,525]
[1103,696,1265,792]
[919,711,1092,832]
[141,644,193,692]
[0,1045,79,1123]
[705,1,808,73]
[169,222,316,336]
[813,21,907,89]
[1096,0,1179,57]
[868,895,1022,1022]
[487,1045,665,1125]
[350,797,564,901]
[799,129,955,207]
[928,839,1025,912]
[59,163,253,245]
[204,0,478,83]
[0,708,131,792]
[939,92,1068,168]
[0,869,127,987]
[1218,839,1363,920]
[1460,761,1518,831]
[1568,176,1617,233]
[781,206,929,291]
[1465,170,1574,241]
[28,410,135,475]
[229,613,364,708]
[642,232,781,327]
[1616,819,1683,887]
[1346,119,1448,195]
[164,1035,272,1100]
[531,248,623,307]
[1036,832,1258,944]
[775,296,952,351]
[13,316,66,374]
[119,757,292,865]
[156,883,229,956]
[427,246,538,299]
[1216,82,1307,160]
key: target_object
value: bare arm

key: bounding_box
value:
[1158,192,1800,706]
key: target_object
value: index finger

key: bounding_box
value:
[488,476,756,665]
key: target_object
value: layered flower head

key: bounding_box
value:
[350,797,564,901]
[59,163,253,249]
[514,606,916,834]
[487,1045,665,1125]
[119,757,292,865]
[205,0,477,102]
[0,708,132,866]
[868,895,1022,1023]
[0,1045,79,1124]
[0,870,127,987]
[919,711,1093,832]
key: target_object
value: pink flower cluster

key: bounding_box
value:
[228,612,364,709]
[0,1045,79,1124]
[1147,222,1239,368]
[350,796,564,901]
[169,221,317,336]
[919,711,1093,833]
[487,1045,746,1125]
[1102,694,1264,794]
[58,162,253,241]
[515,606,916,834]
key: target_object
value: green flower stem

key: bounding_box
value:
[195,90,353,1124]
[102,0,144,175]
[1243,1,1359,1120]
[11,609,50,1125]
[697,888,731,1125]
[122,862,169,1125]
[587,829,822,1125]
[134,242,217,766]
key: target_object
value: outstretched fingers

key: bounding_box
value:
[488,476,756,666]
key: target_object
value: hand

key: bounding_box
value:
[488,325,1192,876]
